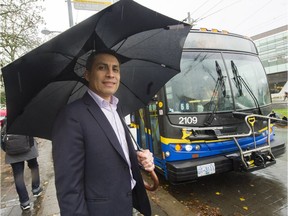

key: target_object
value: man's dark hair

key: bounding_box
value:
[85,49,121,71]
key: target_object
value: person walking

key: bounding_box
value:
[284,91,288,101]
[1,119,42,211]
[52,50,154,216]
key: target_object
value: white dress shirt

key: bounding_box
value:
[87,89,136,189]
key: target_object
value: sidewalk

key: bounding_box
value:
[1,139,196,216]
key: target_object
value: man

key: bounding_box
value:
[52,50,154,215]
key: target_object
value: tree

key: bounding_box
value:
[0,0,45,106]
[0,0,45,67]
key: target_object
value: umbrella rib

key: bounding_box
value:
[115,38,127,53]
[114,29,178,70]
[70,81,86,97]
[47,51,87,71]
[114,30,162,54]
[120,80,146,105]
[52,52,75,60]
[43,51,76,63]
[130,58,176,70]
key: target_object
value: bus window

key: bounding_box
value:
[165,52,233,113]
[138,109,148,149]
[148,101,161,157]
[223,53,271,110]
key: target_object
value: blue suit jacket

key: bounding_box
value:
[52,93,151,216]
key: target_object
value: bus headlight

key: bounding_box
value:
[185,145,193,152]
[165,151,170,157]
[195,144,201,151]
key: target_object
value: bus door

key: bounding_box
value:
[147,100,162,159]
[136,108,150,150]
[135,102,165,174]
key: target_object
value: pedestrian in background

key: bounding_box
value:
[1,118,42,211]
[52,50,154,215]
[284,91,288,101]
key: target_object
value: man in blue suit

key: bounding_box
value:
[52,50,154,215]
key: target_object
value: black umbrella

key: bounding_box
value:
[2,0,190,140]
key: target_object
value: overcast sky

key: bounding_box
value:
[42,0,288,37]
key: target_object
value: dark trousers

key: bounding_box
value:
[10,158,40,204]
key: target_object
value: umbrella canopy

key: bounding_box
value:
[2,0,190,140]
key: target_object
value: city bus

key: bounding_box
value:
[130,28,286,184]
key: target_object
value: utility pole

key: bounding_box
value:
[187,12,198,27]
[187,12,191,24]
[183,12,197,26]
[67,0,74,27]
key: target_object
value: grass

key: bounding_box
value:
[273,108,288,118]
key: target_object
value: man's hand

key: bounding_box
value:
[137,149,155,172]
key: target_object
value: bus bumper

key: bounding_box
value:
[165,137,286,184]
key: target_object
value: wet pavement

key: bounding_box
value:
[1,139,55,216]
[165,127,287,216]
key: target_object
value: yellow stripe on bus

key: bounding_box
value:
[160,136,231,145]
[135,125,270,145]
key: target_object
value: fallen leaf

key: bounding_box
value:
[240,197,245,201]
[243,206,249,211]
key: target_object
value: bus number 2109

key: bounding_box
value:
[179,116,198,125]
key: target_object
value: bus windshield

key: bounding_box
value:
[165,51,271,113]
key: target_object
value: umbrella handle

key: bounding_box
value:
[143,170,159,191]
[123,121,159,191]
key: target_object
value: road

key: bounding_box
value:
[162,127,287,216]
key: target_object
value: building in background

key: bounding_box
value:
[252,25,288,94]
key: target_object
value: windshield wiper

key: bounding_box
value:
[231,61,243,96]
[204,61,226,126]
[231,61,262,115]
[216,61,226,97]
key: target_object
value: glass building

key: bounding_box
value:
[252,25,288,93]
